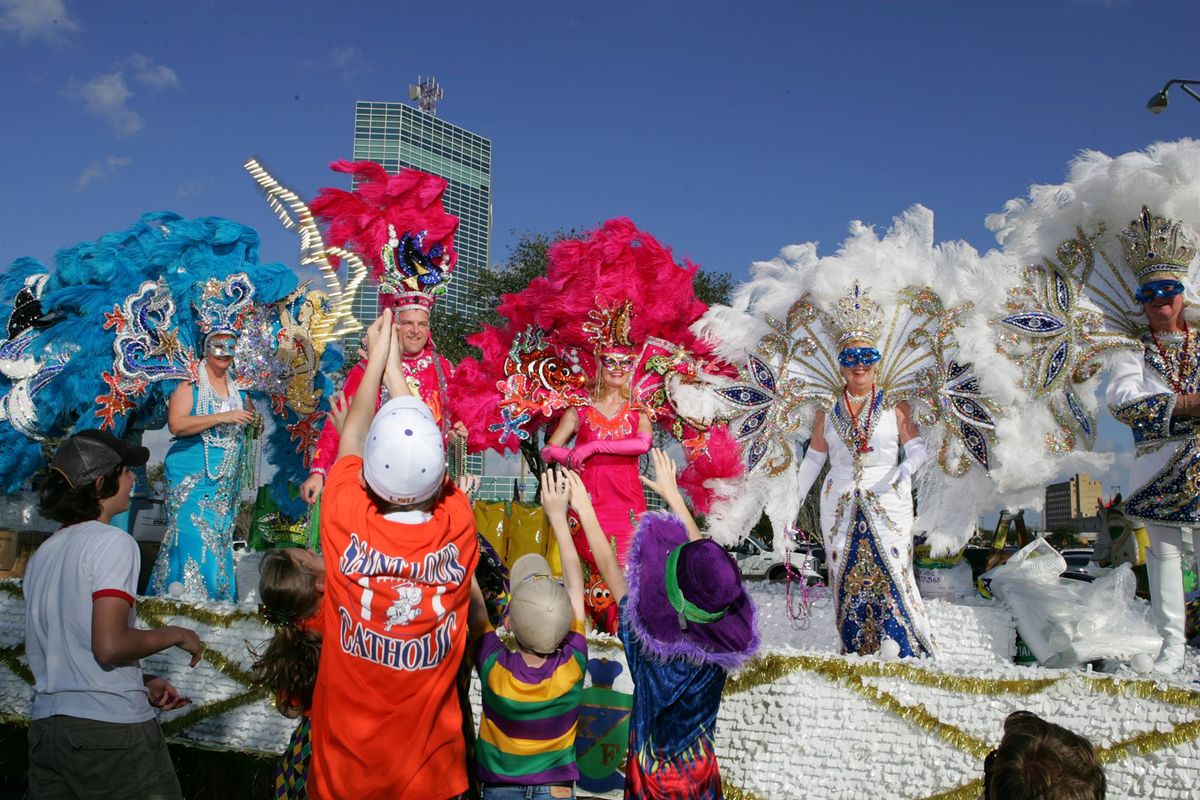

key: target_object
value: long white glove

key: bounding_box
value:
[892,436,928,488]
[796,446,829,499]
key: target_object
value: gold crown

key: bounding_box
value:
[830,283,883,347]
[1119,206,1196,282]
[582,300,635,352]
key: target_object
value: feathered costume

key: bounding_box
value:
[0,210,352,601]
[986,138,1200,671]
[675,206,1102,655]
[449,218,741,630]
[293,159,460,481]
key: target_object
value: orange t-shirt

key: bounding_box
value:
[308,455,479,800]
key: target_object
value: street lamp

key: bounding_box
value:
[1146,79,1200,114]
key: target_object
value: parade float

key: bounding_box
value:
[1,146,1200,798]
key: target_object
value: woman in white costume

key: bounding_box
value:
[793,286,935,658]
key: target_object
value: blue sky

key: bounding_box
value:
[3,0,1200,524]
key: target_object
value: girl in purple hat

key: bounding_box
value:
[567,450,758,800]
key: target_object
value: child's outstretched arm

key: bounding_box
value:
[337,309,392,460]
[563,471,627,605]
[467,575,489,642]
[640,448,702,541]
[541,469,585,621]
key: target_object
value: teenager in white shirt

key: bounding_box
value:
[24,430,203,800]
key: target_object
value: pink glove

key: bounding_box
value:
[568,432,652,469]
[588,431,652,457]
[541,444,571,465]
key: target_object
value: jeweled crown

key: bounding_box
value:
[380,224,453,313]
[582,299,636,352]
[829,283,883,347]
[195,273,255,339]
[1119,206,1196,282]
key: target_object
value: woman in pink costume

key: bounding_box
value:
[541,309,652,568]
[450,219,741,633]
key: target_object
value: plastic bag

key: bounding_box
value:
[981,538,1161,668]
[915,543,975,599]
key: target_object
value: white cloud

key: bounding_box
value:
[77,155,131,189]
[121,53,179,91]
[329,45,367,80]
[67,72,141,135]
[67,55,179,136]
[0,0,79,45]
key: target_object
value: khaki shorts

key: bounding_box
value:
[26,715,183,800]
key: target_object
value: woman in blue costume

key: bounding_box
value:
[148,330,255,602]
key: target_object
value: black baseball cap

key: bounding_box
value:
[50,430,150,488]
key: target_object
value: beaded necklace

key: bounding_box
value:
[844,384,876,454]
[1150,326,1192,394]
[197,362,241,481]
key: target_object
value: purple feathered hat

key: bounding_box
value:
[626,511,759,670]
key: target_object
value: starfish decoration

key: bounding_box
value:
[201,278,225,302]
[103,306,127,333]
[94,371,136,430]
[488,405,532,445]
[148,328,184,361]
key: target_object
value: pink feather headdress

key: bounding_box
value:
[310,160,459,313]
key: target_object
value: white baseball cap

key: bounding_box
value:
[362,397,446,505]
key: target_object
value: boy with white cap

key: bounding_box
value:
[307,309,479,800]
[467,469,587,799]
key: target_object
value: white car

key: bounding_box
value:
[728,535,822,583]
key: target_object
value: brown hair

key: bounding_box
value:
[986,711,1106,800]
[251,550,322,714]
[365,481,442,515]
[36,464,123,525]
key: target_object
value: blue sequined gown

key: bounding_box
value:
[147,384,244,602]
[820,391,934,657]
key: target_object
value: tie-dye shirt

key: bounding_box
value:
[473,618,588,784]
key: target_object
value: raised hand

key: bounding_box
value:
[639,448,681,501]
[541,468,571,519]
[327,391,350,434]
[562,470,595,516]
[365,308,392,360]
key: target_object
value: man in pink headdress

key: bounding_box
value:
[297,160,467,505]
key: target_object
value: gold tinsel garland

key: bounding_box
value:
[2,577,1199,794]
[138,598,265,628]
[161,688,270,738]
[844,673,992,758]
[139,610,260,687]
[0,644,33,684]
[1084,675,1200,708]
[720,780,769,800]
[725,652,1063,697]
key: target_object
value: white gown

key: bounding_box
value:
[819,391,935,657]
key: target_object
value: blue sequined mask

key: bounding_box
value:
[837,347,881,368]
[1134,279,1185,304]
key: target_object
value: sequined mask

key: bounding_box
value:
[837,347,882,368]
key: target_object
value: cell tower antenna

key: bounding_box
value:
[408,76,444,116]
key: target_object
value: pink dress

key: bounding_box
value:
[574,402,646,566]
